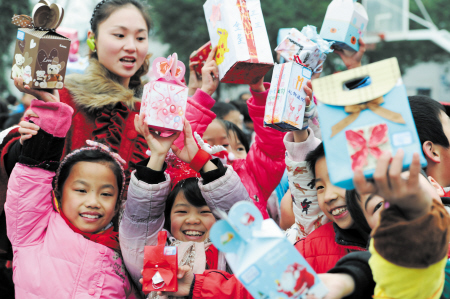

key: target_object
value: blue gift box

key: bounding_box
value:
[312,57,427,190]
[319,0,368,52]
[210,201,328,299]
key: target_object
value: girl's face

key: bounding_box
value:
[358,193,384,230]
[203,120,229,147]
[61,162,118,233]
[315,157,354,229]
[170,192,216,242]
[93,4,149,87]
[226,130,247,159]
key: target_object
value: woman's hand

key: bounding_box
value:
[18,109,40,144]
[333,38,366,70]
[14,77,60,103]
[170,119,199,164]
[188,50,202,96]
[200,46,219,96]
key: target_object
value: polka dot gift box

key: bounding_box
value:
[141,53,188,133]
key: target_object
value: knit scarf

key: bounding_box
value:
[59,210,120,252]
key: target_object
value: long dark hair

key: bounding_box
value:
[163,178,208,232]
[53,149,124,230]
[221,120,250,153]
[89,0,152,90]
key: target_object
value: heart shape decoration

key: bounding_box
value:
[151,53,186,86]
[32,0,64,30]
[18,40,25,53]
[24,52,33,67]
[30,39,36,49]
[38,48,58,71]
[11,14,33,29]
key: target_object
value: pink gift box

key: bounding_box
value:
[141,53,188,133]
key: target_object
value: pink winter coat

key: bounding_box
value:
[5,164,134,298]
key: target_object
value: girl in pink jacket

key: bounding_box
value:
[5,100,136,298]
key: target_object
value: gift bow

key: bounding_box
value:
[331,97,405,137]
[11,0,64,31]
[300,25,334,54]
[152,53,186,86]
[346,123,389,170]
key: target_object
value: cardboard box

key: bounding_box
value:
[190,41,212,76]
[275,26,333,73]
[11,1,70,89]
[141,54,188,133]
[264,61,312,131]
[312,57,427,189]
[142,231,178,294]
[203,0,274,84]
[319,0,368,52]
[210,201,328,299]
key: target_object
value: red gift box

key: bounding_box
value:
[189,41,212,76]
[142,231,178,294]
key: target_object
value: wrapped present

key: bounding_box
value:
[275,26,334,73]
[312,57,427,189]
[203,0,274,84]
[142,231,178,294]
[319,0,368,52]
[190,41,212,76]
[141,53,188,133]
[11,0,71,89]
[210,201,328,299]
[264,57,313,131]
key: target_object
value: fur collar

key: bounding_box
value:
[65,59,142,111]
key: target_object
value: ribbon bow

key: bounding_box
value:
[346,123,389,171]
[11,0,64,32]
[331,97,406,137]
[152,53,186,86]
[300,25,334,54]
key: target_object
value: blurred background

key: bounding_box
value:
[0,0,449,111]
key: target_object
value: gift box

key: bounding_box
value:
[275,26,334,73]
[203,0,274,84]
[319,0,368,52]
[190,41,212,76]
[11,0,71,89]
[142,231,178,294]
[312,57,427,190]
[210,201,328,299]
[141,53,188,133]
[264,58,312,131]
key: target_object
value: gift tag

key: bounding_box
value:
[152,271,165,289]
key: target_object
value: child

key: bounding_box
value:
[5,100,135,298]
[119,115,250,297]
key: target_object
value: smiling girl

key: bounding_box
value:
[119,115,249,297]
[5,100,136,298]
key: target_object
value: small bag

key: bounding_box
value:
[142,231,178,294]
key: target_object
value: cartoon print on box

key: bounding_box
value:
[34,70,46,87]
[12,52,33,79]
[276,263,315,298]
[345,123,391,171]
[23,65,33,84]
[216,28,229,65]
[45,57,65,88]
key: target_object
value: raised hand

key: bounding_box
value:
[333,38,366,70]
[170,119,199,164]
[14,77,60,103]
[18,109,40,144]
[200,46,219,96]
[188,50,202,96]
[249,76,265,93]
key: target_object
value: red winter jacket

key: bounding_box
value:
[295,222,367,273]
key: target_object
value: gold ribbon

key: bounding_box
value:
[331,97,406,137]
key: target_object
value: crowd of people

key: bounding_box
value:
[0,0,449,298]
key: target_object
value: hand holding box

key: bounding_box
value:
[141,53,188,133]
[210,201,328,298]
[11,0,71,89]
[142,231,178,294]
[190,41,212,76]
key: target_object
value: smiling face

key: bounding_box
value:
[315,157,354,229]
[61,162,118,233]
[93,4,149,87]
[357,193,384,230]
[170,191,216,242]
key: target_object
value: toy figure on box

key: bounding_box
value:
[2,0,219,263]
[10,0,71,90]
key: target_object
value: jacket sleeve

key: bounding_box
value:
[191,270,254,299]
[119,170,171,290]
[284,130,329,243]
[199,165,251,216]
[5,165,54,247]
[173,88,216,149]
[0,126,20,215]
[245,82,286,205]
